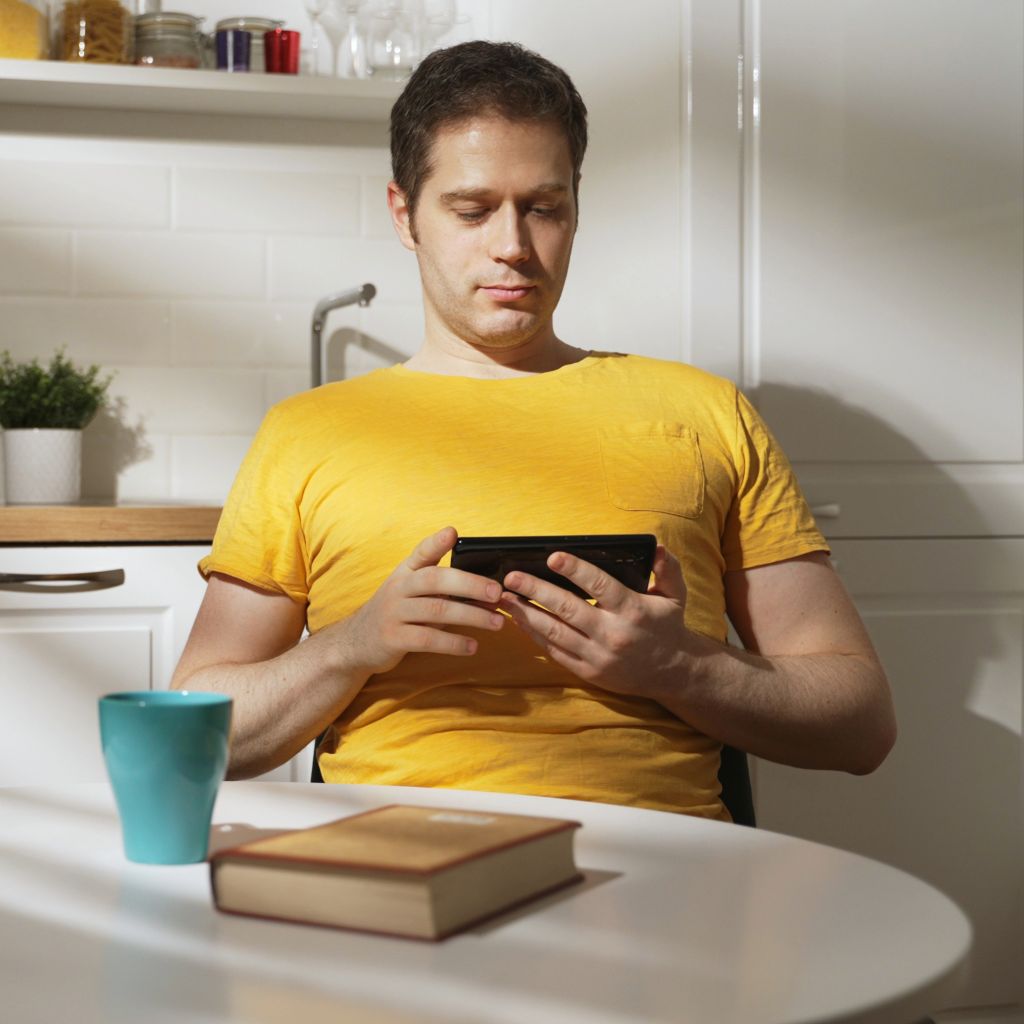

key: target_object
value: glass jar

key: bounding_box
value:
[58,0,133,63]
[0,0,49,59]
[134,11,203,68]
[215,16,283,74]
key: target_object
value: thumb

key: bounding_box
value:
[404,526,458,571]
[649,544,687,602]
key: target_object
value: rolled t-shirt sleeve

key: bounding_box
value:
[721,388,828,571]
[198,405,309,604]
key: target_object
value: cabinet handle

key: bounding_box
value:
[810,504,841,518]
[0,568,126,592]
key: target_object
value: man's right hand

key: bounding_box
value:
[170,526,504,778]
[340,526,505,677]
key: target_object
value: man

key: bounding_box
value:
[172,41,896,820]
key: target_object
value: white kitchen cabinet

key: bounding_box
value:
[681,3,1023,1019]
[749,0,1023,538]
[755,538,1023,1013]
[0,545,311,786]
[0,545,207,786]
[682,1,1023,533]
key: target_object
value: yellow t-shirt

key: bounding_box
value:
[201,352,827,818]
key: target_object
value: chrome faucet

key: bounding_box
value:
[310,283,377,387]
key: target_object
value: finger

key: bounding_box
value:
[501,565,596,625]
[397,623,481,657]
[499,593,595,678]
[499,591,590,658]
[403,526,458,572]
[649,544,687,600]
[403,595,505,632]
[408,565,502,606]
[547,551,630,609]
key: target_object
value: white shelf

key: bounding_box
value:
[0,58,402,121]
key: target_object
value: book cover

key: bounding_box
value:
[209,804,583,940]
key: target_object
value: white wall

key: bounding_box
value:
[0,0,685,503]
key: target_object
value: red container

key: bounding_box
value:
[264,28,300,74]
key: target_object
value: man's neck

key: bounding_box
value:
[403,334,588,379]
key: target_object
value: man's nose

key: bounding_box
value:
[488,206,530,264]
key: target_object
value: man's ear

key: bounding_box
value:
[387,181,417,250]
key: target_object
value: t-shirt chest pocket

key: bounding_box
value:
[599,424,705,519]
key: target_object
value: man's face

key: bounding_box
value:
[389,115,577,355]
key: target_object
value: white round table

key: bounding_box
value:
[0,782,970,1024]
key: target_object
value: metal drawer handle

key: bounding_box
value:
[810,504,841,518]
[0,569,126,592]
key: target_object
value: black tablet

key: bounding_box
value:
[452,534,657,600]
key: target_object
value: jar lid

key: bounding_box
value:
[215,16,284,32]
[135,12,204,34]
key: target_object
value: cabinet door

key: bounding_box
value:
[0,545,315,785]
[737,1,1023,537]
[0,546,209,785]
[754,538,1023,1011]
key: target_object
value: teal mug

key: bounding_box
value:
[99,691,233,864]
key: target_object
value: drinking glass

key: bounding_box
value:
[337,0,369,78]
[368,5,420,81]
[303,0,328,74]
[319,0,348,75]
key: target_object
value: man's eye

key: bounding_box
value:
[456,209,487,222]
[530,206,557,217]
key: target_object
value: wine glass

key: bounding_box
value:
[368,2,421,81]
[320,0,350,76]
[337,0,370,78]
[303,0,329,75]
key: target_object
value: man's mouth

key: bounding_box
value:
[480,284,535,302]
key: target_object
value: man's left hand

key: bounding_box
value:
[498,544,699,696]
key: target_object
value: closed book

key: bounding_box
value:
[209,804,583,940]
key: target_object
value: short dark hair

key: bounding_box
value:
[390,40,588,226]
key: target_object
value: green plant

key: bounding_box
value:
[0,349,113,430]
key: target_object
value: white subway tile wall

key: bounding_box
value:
[0,229,73,294]
[76,231,267,298]
[171,435,256,502]
[0,161,171,229]
[0,139,422,503]
[174,169,361,235]
[268,235,420,301]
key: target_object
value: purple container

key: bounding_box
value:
[216,29,251,72]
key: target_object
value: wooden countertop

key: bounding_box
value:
[0,504,222,543]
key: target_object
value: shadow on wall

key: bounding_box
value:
[752,380,958,462]
[324,326,409,382]
[751,380,1011,533]
[750,380,1014,725]
[81,396,152,501]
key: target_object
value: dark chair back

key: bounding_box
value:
[311,737,324,783]
[718,744,756,827]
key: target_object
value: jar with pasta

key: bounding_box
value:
[0,0,49,59]
[58,0,133,63]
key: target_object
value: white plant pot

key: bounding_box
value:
[2,428,82,505]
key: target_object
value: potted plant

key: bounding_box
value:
[0,349,113,505]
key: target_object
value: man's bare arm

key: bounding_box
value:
[172,527,505,779]
[499,548,897,774]
[694,552,896,772]
[171,574,353,779]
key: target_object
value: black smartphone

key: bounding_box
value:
[451,534,657,600]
